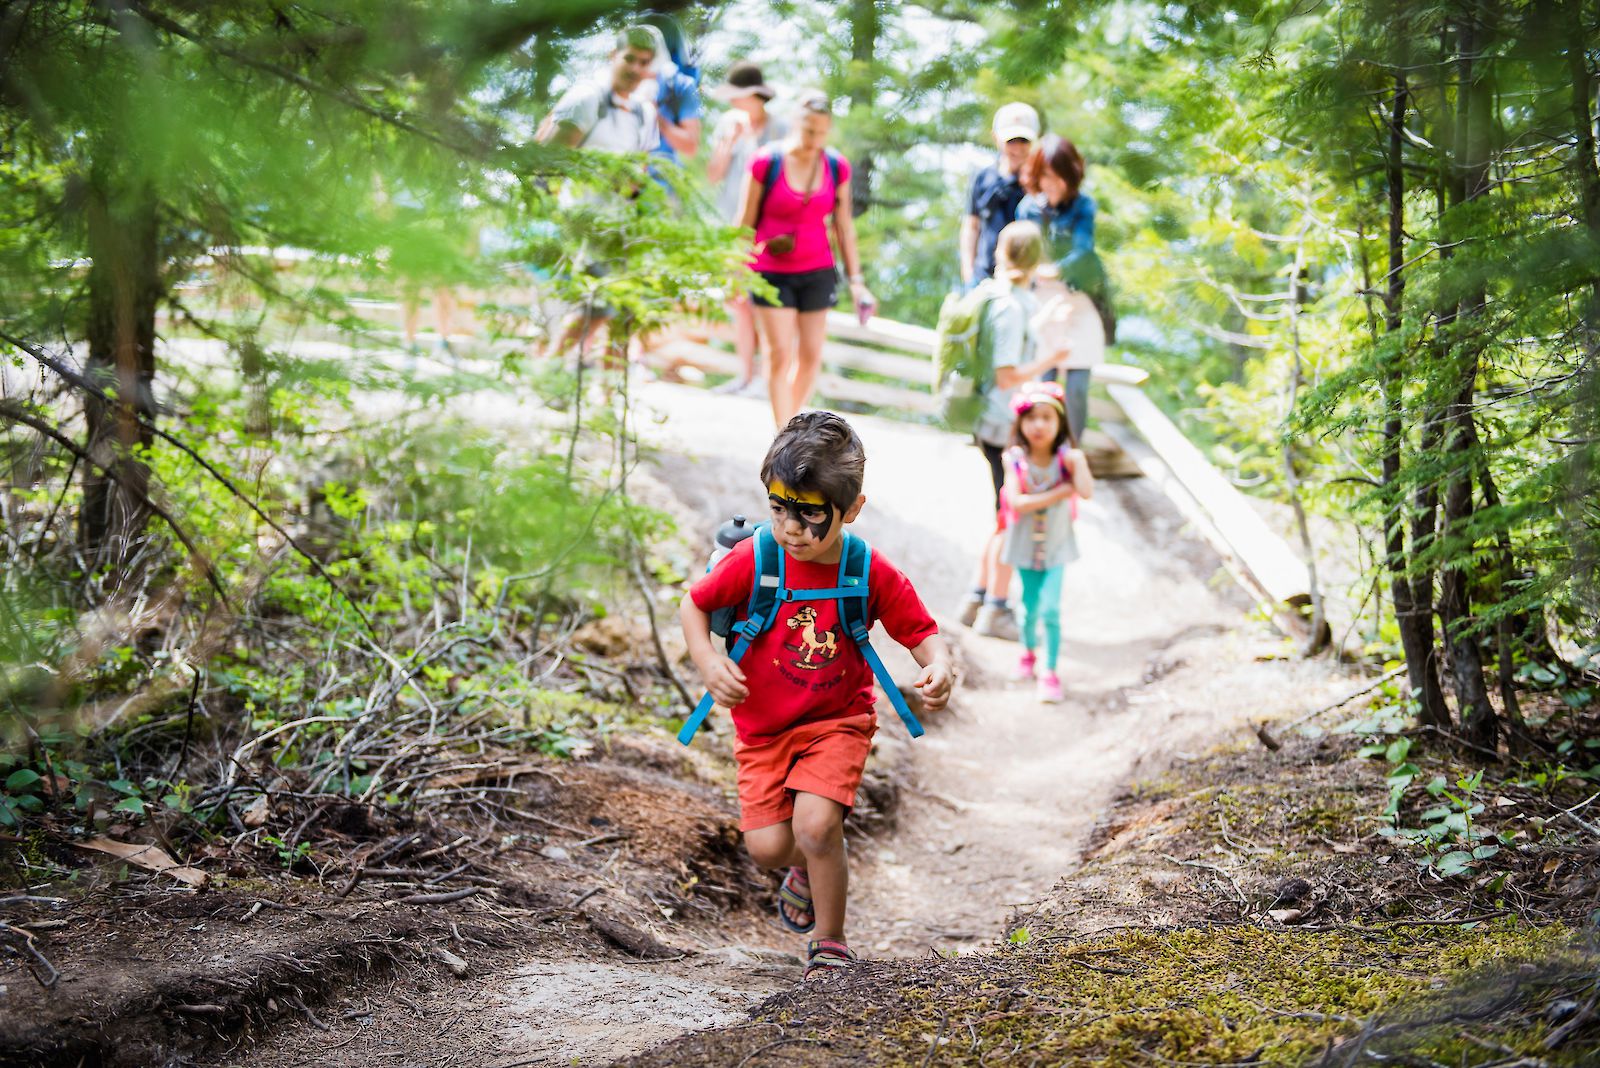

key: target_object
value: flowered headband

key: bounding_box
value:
[1011,380,1066,416]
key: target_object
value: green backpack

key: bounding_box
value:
[932,279,1007,433]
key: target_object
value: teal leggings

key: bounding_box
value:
[1018,565,1064,670]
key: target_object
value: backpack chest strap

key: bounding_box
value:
[779,586,867,602]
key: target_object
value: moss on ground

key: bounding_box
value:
[863,923,1582,1066]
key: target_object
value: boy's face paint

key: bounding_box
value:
[767,480,836,545]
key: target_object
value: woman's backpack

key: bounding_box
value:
[931,279,1009,433]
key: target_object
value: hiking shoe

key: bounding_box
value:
[1015,650,1037,681]
[973,604,1019,642]
[956,596,983,628]
[1038,671,1063,704]
[712,376,752,395]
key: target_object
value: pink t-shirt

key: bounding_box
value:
[749,149,852,275]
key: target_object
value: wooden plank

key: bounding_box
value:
[644,341,935,414]
[1091,363,1150,387]
[1099,421,1308,640]
[825,312,935,354]
[820,339,931,386]
[1103,382,1310,611]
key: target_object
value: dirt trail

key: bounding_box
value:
[22,368,1351,1068]
[635,382,1345,963]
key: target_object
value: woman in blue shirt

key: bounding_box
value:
[1018,135,1102,442]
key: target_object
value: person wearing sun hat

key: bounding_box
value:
[959,102,1041,292]
[707,61,790,395]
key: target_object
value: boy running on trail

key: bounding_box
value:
[680,412,955,979]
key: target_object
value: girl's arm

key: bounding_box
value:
[1067,447,1095,501]
[989,300,1065,390]
[992,348,1070,391]
[1004,461,1076,515]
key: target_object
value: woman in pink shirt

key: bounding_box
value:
[735,90,874,427]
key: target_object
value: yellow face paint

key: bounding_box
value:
[767,480,836,541]
[766,480,827,506]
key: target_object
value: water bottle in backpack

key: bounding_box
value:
[707,514,756,644]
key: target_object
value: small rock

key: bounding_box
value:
[1548,998,1580,1023]
[1269,878,1313,908]
[436,947,469,979]
[540,845,571,862]
[1268,908,1307,924]
[242,795,270,828]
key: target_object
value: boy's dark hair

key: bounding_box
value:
[760,412,866,513]
[1009,401,1075,454]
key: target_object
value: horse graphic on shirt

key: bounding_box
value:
[785,606,839,668]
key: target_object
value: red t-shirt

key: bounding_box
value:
[690,537,938,744]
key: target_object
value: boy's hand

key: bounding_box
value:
[913,659,954,713]
[698,654,749,707]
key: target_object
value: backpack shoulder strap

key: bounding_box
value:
[755,148,784,222]
[679,525,784,746]
[825,149,842,190]
[835,533,925,741]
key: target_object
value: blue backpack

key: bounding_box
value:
[678,524,925,746]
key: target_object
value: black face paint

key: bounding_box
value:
[768,492,836,542]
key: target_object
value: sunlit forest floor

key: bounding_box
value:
[4,367,1597,1067]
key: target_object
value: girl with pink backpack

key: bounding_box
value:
[999,381,1095,702]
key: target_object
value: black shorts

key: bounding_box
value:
[753,267,839,312]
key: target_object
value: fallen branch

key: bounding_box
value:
[1274,665,1407,738]
[1159,852,1247,906]
[393,886,482,906]
[0,920,60,988]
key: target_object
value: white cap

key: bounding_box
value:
[992,102,1041,143]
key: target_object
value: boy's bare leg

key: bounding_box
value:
[791,792,848,942]
[744,823,805,871]
[745,824,809,926]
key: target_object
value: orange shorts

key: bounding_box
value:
[733,712,877,832]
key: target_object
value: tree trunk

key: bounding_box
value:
[1562,0,1600,624]
[845,0,878,218]
[1438,8,1498,750]
[80,181,161,571]
[1380,68,1451,727]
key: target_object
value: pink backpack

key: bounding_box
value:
[998,446,1079,530]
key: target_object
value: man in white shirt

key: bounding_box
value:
[540,27,661,154]
[537,26,661,365]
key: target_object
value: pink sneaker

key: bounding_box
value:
[1015,650,1037,680]
[1037,671,1063,704]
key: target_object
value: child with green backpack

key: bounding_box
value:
[933,220,1074,637]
